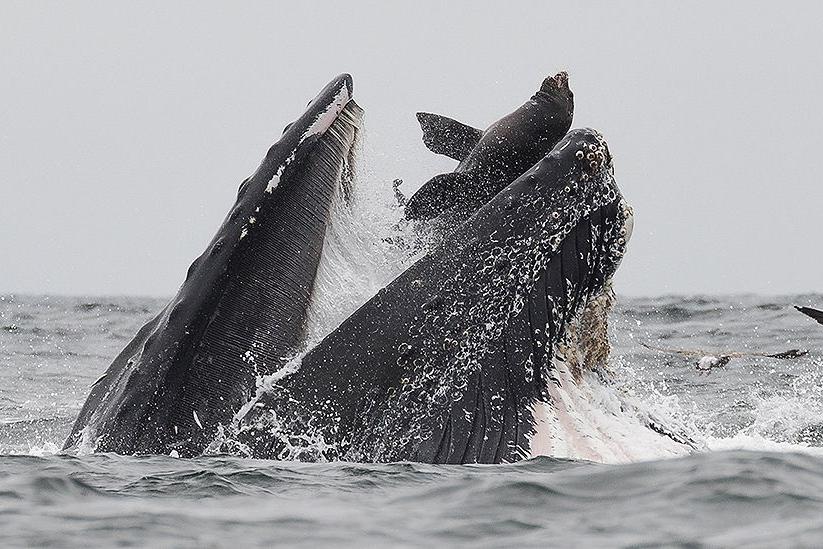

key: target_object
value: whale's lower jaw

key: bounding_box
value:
[528,361,692,464]
[527,284,693,464]
[63,75,363,457]
[525,201,692,464]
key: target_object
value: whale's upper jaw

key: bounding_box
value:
[552,128,630,294]
[521,129,634,460]
[63,74,363,456]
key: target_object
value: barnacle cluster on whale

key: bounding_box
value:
[63,72,691,463]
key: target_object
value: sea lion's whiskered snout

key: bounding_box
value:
[537,71,573,103]
[540,71,570,93]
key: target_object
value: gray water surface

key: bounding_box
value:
[2,294,822,547]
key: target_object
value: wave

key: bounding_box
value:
[1,451,823,546]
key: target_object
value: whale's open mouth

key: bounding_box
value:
[227,128,640,463]
[64,71,652,464]
[552,194,634,378]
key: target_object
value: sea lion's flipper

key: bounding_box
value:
[416,112,483,162]
[795,306,823,326]
[404,171,498,221]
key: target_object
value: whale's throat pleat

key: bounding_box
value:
[420,202,610,463]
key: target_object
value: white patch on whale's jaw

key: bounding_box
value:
[302,84,351,140]
[265,161,289,194]
[622,202,635,243]
[529,360,691,464]
[528,288,691,464]
[611,200,634,271]
[264,84,352,195]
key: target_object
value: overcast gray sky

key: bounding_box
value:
[1,2,821,297]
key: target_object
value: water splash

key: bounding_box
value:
[303,127,428,346]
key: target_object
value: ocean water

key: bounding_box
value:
[2,293,823,547]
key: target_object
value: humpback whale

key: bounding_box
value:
[232,128,639,463]
[64,74,363,456]
[64,72,687,463]
[404,72,573,223]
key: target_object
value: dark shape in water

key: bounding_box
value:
[404,72,574,223]
[236,128,633,463]
[64,74,363,456]
[795,306,823,326]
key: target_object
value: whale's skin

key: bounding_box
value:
[404,72,574,223]
[235,128,633,464]
[64,74,363,456]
